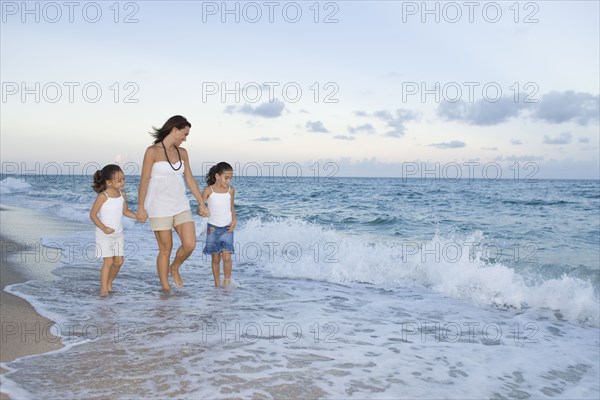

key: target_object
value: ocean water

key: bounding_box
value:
[0,175,599,399]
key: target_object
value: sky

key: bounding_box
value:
[1,0,599,179]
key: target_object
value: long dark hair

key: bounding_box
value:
[205,162,233,186]
[92,164,122,193]
[150,115,191,144]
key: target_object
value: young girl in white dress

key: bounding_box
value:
[90,164,137,296]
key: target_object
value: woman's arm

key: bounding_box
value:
[181,148,202,201]
[198,186,211,216]
[180,148,208,216]
[137,147,154,222]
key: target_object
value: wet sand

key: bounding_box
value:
[0,205,88,399]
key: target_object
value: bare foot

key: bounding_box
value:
[224,279,231,289]
[100,289,109,297]
[170,266,183,288]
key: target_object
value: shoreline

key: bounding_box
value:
[0,205,88,399]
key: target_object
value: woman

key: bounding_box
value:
[137,115,207,291]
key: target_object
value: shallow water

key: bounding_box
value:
[1,175,598,398]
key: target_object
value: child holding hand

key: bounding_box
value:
[90,164,137,296]
[199,162,236,288]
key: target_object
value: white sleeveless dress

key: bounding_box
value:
[95,191,125,258]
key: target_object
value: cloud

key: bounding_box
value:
[528,159,599,179]
[374,109,419,137]
[533,91,599,125]
[348,123,376,135]
[334,135,355,141]
[224,99,285,118]
[351,109,418,137]
[579,137,590,143]
[495,155,544,162]
[306,121,329,133]
[428,140,466,149]
[543,132,572,145]
[482,147,498,151]
[114,153,129,163]
[511,139,523,145]
[436,91,600,126]
[385,72,403,79]
[253,137,280,142]
[437,97,527,126]
[373,110,393,120]
[251,157,598,179]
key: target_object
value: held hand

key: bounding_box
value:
[197,205,210,217]
[103,227,115,234]
[137,209,148,222]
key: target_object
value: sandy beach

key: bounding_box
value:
[0,205,87,399]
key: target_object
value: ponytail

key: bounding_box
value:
[205,162,233,186]
[92,164,122,193]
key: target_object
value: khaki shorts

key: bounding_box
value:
[149,210,194,231]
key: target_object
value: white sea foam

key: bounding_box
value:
[237,218,600,327]
[0,177,32,194]
[5,267,599,399]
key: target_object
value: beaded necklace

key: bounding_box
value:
[161,141,182,171]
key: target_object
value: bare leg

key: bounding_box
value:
[100,257,113,296]
[222,251,232,288]
[211,253,221,287]
[154,230,174,291]
[170,221,196,288]
[107,256,124,291]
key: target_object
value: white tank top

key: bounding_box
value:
[97,192,124,234]
[145,161,190,218]
[206,186,232,227]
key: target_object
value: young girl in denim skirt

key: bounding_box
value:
[199,162,237,288]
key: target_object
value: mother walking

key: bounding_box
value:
[137,115,206,291]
